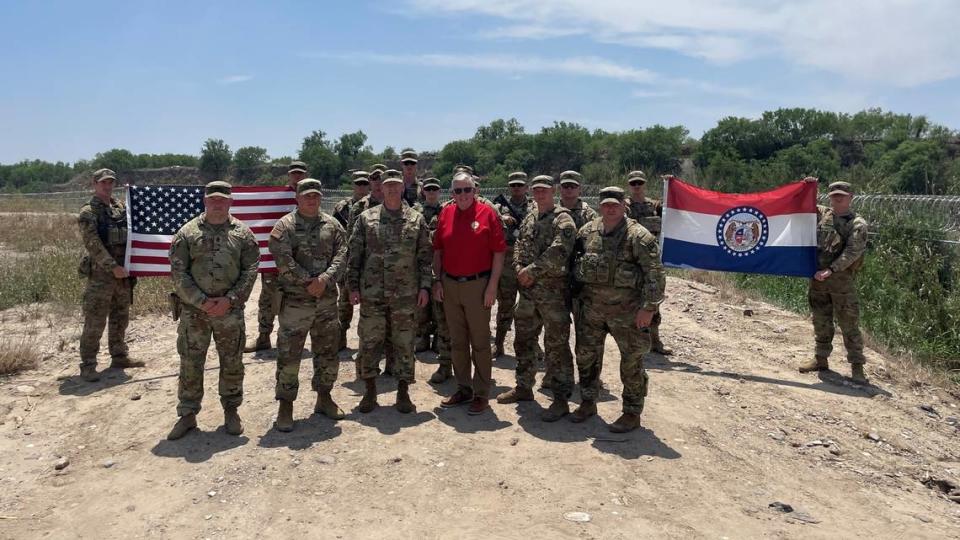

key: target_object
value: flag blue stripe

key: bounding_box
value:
[662,238,816,278]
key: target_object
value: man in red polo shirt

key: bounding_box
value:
[432,171,506,414]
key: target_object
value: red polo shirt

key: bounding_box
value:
[433,200,506,276]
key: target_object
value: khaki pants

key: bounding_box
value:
[442,275,493,398]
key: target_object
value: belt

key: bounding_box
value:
[445,271,491,282]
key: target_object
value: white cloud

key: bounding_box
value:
[405,0,960,85]
[218,75,253,84]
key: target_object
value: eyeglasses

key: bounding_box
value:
[423,186,440,192]
[452,187,474,195]
[628,181,645,186]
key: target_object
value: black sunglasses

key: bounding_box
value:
[423,186,440,191]
[628,180,645,186]
[452,187,474,195]
[560,183,579,189]
[355,181,370,186]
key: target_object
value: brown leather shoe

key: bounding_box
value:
[441,389,474,408]
[467,397,489,415]
[496,386,534,404]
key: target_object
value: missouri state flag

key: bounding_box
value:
[660,177,817,278]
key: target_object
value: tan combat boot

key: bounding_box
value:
[110,357,146,369]
[850,363,868,384]
[570,400,597,423]
[243,332,271,353]
[609,412,642,433]
[357,379,378,413]
[541,399,570,422]
[798,356,829,373]
[496,386,534,404]
[79,365,100,382]
[275,400,294,432]
[429,365,452,384]
[224,406,243,436]
[493,327,508,358]
[315,389,345,420]
[395,381,415,414]
[650,328,673,355]
[167,414,197,440]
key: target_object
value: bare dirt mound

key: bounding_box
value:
[1,276,958,539]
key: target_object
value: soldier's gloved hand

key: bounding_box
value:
[417,289,429,308]
[635,309,655,329]
[349,291,361,305]
[112,266,129,279]
[432,281,444,302]
[307,276,327,297]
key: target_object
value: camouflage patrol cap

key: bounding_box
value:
[453,164,474,175]
[382,169,403,184]
[400,148,418,164]
[422,177,441,188]
[352,171,370,184]
[204,180,232,199]
[296,178,323,195]
[370,163,387,172]
[93,168,117,182]
[559,170,582,186]
[472,175,481,185]
[598,186,626,205]
[288,160,307,174]
[828,181,853,196]
[507,171,528,186]
[626,170,647,184]
[530,175,555,188]
[352,170,369,179]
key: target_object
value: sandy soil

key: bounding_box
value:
[1,276,958,539]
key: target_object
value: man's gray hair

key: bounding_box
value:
[451,171,475,187]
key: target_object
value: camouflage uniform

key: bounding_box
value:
[348,205,433,382]
[493,194,538,347]
[810,205,869,364]
[333,194,363,346]
[269,210,348,402]
[563,198,599,230]
[77,195,132,367]
[513,205,577,398]
[169,214,259,416]
[413,201,451,367]
[626,195,668,351]
[573,216,665,414]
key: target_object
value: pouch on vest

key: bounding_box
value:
[78,255,92,278]
[168,292,182,321]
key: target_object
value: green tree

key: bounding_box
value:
[233,146,269,183]
[92,148,137,172]
[198,139,232,180]
[299,130,341,186]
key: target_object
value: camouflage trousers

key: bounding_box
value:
[495,252,519,335]
[416,297,452,367]
[175,306,245,416]
[255,273,282,335]
[809,271,865,364]
[79,276,131,367]
[575,296,650,415]
[514,279,573,399]
[275,293,340,402]
[337,279,353,340]
[357,298,416,383]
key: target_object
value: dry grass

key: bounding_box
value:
[0,338,41,375]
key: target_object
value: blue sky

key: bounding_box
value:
[2,0,958,163]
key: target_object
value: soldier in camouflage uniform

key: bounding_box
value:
[400,149,423,206]
[244,160,307,353]
[497,175,577,422]
[625,170,672,355]
[798,180,870,383]
[348,170,433,414]
[269,179,349,432]
[167,181,260,440]
[76,168,142,382]
[558,171,598,229]
[571,186,665,433]
[492,172,540,358]
[333,171,370,351]
[414,178,454,383]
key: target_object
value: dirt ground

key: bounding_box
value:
[1,276,958,539]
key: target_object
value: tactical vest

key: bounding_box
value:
[628,198,662,237]
[286,215,338,280]
[98,200,128,248]
[817,208,865,271]
[574,220,644,288]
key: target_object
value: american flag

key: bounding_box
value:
[124,185,296,277]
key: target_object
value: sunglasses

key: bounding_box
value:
[423,186,440,192]
[452,187,474,195]
[560,184,579,189]
[628,181,645,186]
[355,181,370,186]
